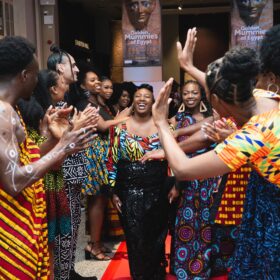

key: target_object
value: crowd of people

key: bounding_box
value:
[0,20,280,280]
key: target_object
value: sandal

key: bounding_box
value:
[97,241,112,254]
[85,241,111,261]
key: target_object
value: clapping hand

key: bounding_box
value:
[201,118,237,142]
[40,104,73,140]
[71,104,99,131]
[152,78,174,127]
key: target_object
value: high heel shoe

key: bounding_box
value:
[84,241,111,261]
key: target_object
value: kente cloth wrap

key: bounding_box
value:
[214,166,250,225]
[0,115,49,279]
[172,111,219,280]
[209,120,250,276]
[213,90,280,279]
[106,124,169,279]
[215,89,280,187]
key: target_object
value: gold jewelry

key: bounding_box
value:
[199,101,207,112]
[178,103,185,113]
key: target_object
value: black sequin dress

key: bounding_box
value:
[106,124,169,280]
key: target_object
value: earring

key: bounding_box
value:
[178,103,185,113]
[199,101,207,112]
[267,83,279,95]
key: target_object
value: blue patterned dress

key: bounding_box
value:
[215,89,280,279]
[173,111,219,280]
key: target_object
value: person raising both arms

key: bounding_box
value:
[153,41,280,280]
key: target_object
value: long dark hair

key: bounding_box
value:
[33,69,59,112]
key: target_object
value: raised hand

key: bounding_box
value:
[71,105,99,131]
[177,27,197,73]
[152,78,174,127]
[58,125,97,156]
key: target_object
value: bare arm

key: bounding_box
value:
[97,117,128,132]
[0,103,95,197]
[157,122,230,180]
[152,78,231,180]
[174,116,214,138]
[178,129,212,153]
[177,27,208,97]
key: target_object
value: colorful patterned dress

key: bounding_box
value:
[172,111,219,280]
[106,123,169,280]
[215,90,280,279]
[0,115,49,279]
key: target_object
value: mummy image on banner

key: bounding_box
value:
[231,0,273,49]
[122,0,162,67]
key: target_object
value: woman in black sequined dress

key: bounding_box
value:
[106,84,178,280]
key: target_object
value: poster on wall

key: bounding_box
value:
[122,0,162,67]
[231,0,273,49]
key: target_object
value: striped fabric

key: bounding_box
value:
[215,89,280,187]
[0,136,49,279]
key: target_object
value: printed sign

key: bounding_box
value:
[122,0,162,67]
[231,0,273,49]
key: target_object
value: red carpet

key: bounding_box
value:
[101,236,228,280]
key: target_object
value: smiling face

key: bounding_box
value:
[125,0,156,30]
[133,87,153,116]
[118,90,131,108]
[82,71,101,94]
[100,79,113,100]
[181,82,202,112]
[236,0,267,26]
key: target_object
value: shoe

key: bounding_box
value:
[84,241,111,261]
[69,269,97,280]
[100,243,112,254]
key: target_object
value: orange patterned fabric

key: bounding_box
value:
[0,119,49,279]
[215,166,251,225]
[215,90,280,187]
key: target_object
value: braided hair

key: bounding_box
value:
[206,47,260,104]
[33,69,59,112]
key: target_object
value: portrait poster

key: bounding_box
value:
[231,0,273,49]
[122,0,162,67]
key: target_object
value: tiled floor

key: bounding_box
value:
[74,210,120,279]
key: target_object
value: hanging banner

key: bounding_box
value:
[231,0,273,49]
[122,0,161,67]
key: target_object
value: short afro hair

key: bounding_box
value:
[0,36,36,77]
